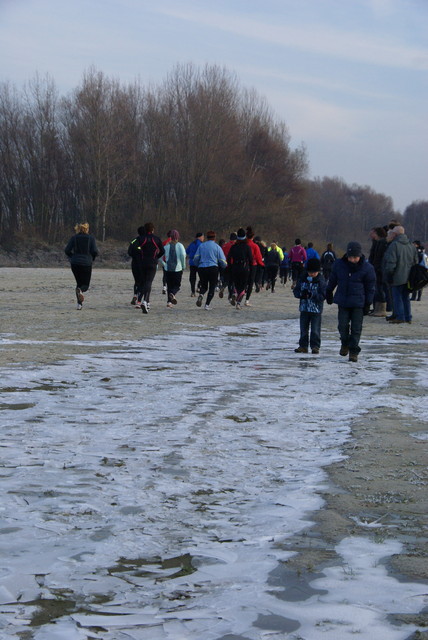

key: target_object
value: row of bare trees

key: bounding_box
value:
[2,63,419,251]
[0,65,308,244]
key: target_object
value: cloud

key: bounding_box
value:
[158,5,428,71]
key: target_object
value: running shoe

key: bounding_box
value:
[141,301,149,314]
[244,300,251,307]
[236,302,241,310]
[196,294,203,307]
[162,285,167,295]
[131,295,137,305]
[76,303,83,310]
[230,294,236,306]
[76,288,84,303]
[166,302,173,308]
[135,301,142,309]
[169,293,178,305]
[204,304,211,310]
[218,287,224,299]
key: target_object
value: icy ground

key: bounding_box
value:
[0,321,426,639]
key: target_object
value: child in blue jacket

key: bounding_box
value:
[293,258,326,354]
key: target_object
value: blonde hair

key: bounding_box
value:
[74,222,90,234]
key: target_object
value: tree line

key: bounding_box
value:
[0,64,426,250]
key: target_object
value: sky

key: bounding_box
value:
[0,0,427,213]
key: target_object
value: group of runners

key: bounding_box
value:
[64,220,424,363]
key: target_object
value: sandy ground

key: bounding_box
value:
[1,266,427,629]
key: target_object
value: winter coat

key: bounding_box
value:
[326,255,376,308]
[265,247,282,266]
[289,244,307,264]
[65,232,98,267]
[186,239,202,266]
[193,240,227,269]
[294,271,326,313]
[163,241,186,272]
[383,234,419,286]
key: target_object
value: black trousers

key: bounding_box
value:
[246,265,257,301]
[189,265,199,294]
[165,270,183,297]
[338,306,364,354]
[138,265,157,303]
[71,264,92,292]
[198,266,219,305]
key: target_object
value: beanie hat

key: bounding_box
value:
[230,232,237,240]
[347,241,362,257]
[237,228,246,240]
[206,230,216,239]
[306,258,321,272]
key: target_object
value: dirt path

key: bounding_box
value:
[1,266,427,627]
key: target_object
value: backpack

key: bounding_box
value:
[322,251,335,266]
[407,263,428,292]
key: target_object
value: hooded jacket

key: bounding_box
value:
[294,271,326,313]
[382,234,418,286]
[326,255,376,308]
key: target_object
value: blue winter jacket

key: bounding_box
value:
[186,239,202,266]
[294,271,326,313]
[326,255,376,308]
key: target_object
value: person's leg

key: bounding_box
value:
[401,284,412,322]
[270,266,278,292]
[234,270,248,306]
[391,285,405,321]
[206,267,219,306]
[298,312,310,349]
[309,313,321,351]
[131,262,140,302]
[338,306,351,353]
[348,307,364,354]
[245,265,256,302]
[189,265,197,295]
[142,266,157,303]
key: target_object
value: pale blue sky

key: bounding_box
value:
[1,0,427,212]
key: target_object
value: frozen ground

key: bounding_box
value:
[0,320,426,639]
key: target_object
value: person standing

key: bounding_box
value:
[411,241,428,302]
[186,232,204,297]
[193,231,227,310]
[383,226,418,324]
[368,227,388,316]
[162,230,186,308]
[136,222,165,314]
[64,222,99,310]
[293,258,326,354]
[326,242,376,362]
[227,228,253,309]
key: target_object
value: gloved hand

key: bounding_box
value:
[363,304,371,315]
[326,291,333,305]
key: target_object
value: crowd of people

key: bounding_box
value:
[64,220,426,362]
